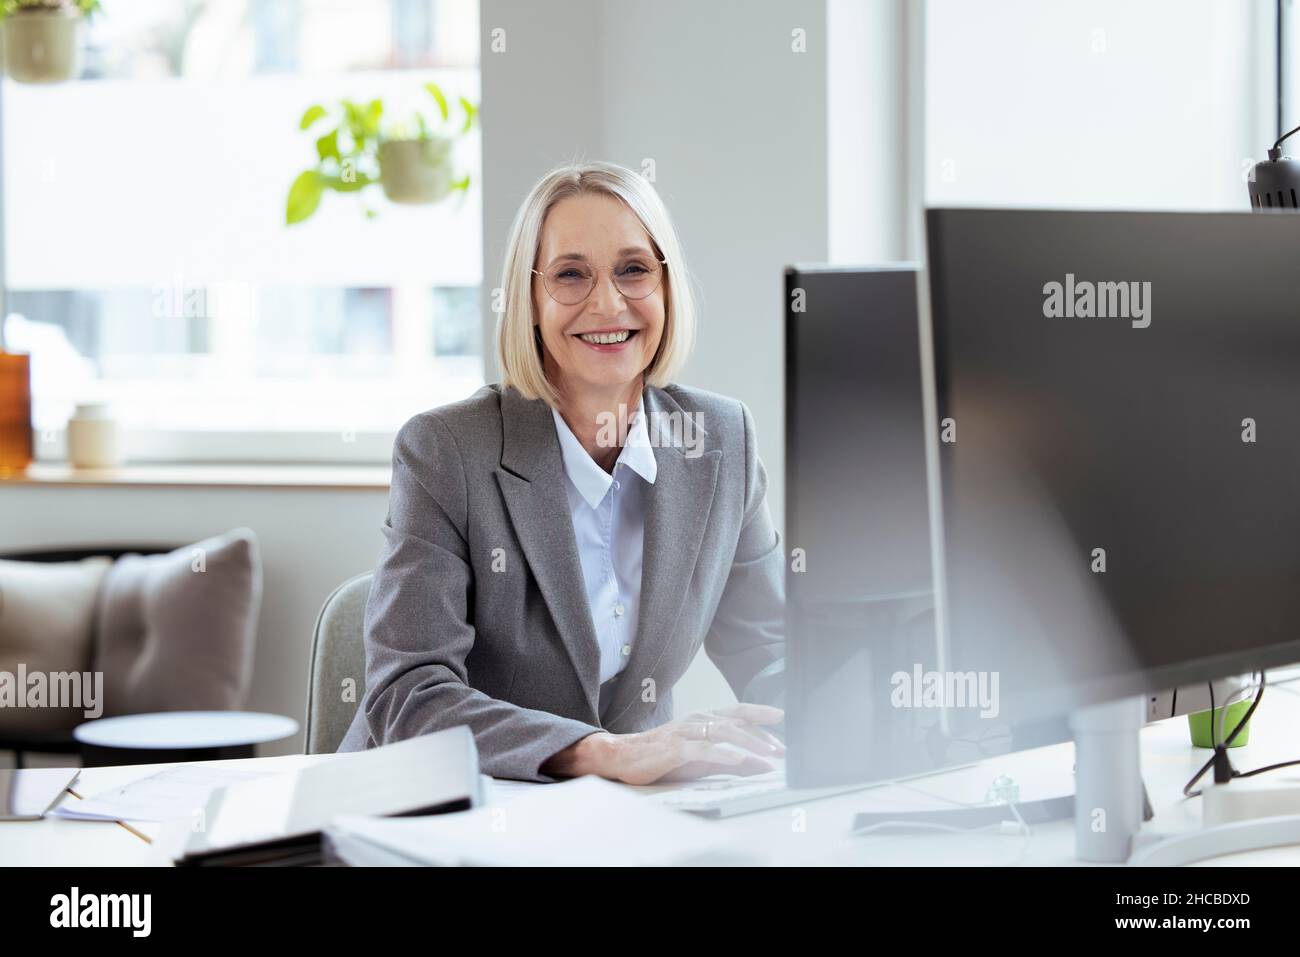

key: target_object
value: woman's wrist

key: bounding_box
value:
[542,730,618,778]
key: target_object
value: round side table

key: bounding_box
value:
[74,711,299,767]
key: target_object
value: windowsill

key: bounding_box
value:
[0,462,392,491]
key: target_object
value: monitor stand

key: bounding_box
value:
[1070,696,1146,862]
[851,696,1152,862]
[1130,813,1300,865]
[1075,694,1300,865]
[852,693,1300,864]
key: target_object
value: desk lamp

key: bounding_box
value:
[1248,123,1300,209]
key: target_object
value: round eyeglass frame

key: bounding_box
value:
[531,256,669,305]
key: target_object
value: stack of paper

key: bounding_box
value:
[52,765,278,823]
[325,775,761,866]
[163,725,482,866]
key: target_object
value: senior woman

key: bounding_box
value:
[338,161,786,784]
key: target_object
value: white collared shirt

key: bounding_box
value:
[551,397,657,685]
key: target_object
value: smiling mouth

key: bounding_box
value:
[575,329,637,345]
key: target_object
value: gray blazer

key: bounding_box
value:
[337,382,785,781]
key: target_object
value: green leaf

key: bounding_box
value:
[364,99,384,137]
[458,96,478,134]
[323,172,374,193]
[299,104,327,130]
[426,83,450,123]
[315,129,340,162]
[286,170,325,225]
[342,99,367,142]
[451,173,471,192]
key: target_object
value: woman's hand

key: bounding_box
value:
[544,704,786,786]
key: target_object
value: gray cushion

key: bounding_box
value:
[93,529,262,716]
[0,556,111,732]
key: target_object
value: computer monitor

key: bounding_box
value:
[923,209,1300,730]
[784,265,1031,788]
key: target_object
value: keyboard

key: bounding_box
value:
[647,771,870,819]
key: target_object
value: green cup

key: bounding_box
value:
[1188,699,1253,749]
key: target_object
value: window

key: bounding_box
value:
[1,0,482,460]
[1284,0,1300,141]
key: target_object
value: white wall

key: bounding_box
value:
[925,0,1273,210]
[478,0,602,366]
[828,0,917,263]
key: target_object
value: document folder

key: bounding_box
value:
[166,725,481,866]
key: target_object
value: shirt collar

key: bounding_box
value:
[551,395,658,509]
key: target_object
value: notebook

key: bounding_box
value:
[162,725,482,866]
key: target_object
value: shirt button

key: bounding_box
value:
[613,479,621,490]
[614,603,625,617]
[621,644,632,656]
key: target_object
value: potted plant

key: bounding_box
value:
[0,0,99,85]
[286,82,477,225]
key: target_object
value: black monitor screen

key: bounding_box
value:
[926,209,1300,722]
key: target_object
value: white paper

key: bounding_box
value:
[2,768,80,819]
[485,776,545,805]
[52,764,281,823]
[327,775,761,866]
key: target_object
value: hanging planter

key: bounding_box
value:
[0,0,99,85]
[378,135,455,205]
[286,82,477,225]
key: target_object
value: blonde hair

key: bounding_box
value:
[496,161,696,406]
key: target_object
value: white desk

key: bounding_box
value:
[5,684,1300,867]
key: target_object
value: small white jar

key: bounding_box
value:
[66,402,123,468]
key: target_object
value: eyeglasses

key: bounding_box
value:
[532,255,668,306]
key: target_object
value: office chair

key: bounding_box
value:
[305,571,372,754]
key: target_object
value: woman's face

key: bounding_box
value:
[533,192,667,400]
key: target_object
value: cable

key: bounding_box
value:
[1207,679,1235,787]
[851,773,1035,863]
[851,819,1005,837]
[1210,680,1218,749]
[850,804,1035,865]
[1233,758,1300,780]
[1273,122,1300,152]
[1179,671,1300,790]
[1216,674,1261,744]
[1267,122,1300,160]
[850,808,1032,841]
[1219,671,1300,781]
[1181,675,1264,798]
[1182,673,1266,799]
[1278,0,1284,146]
